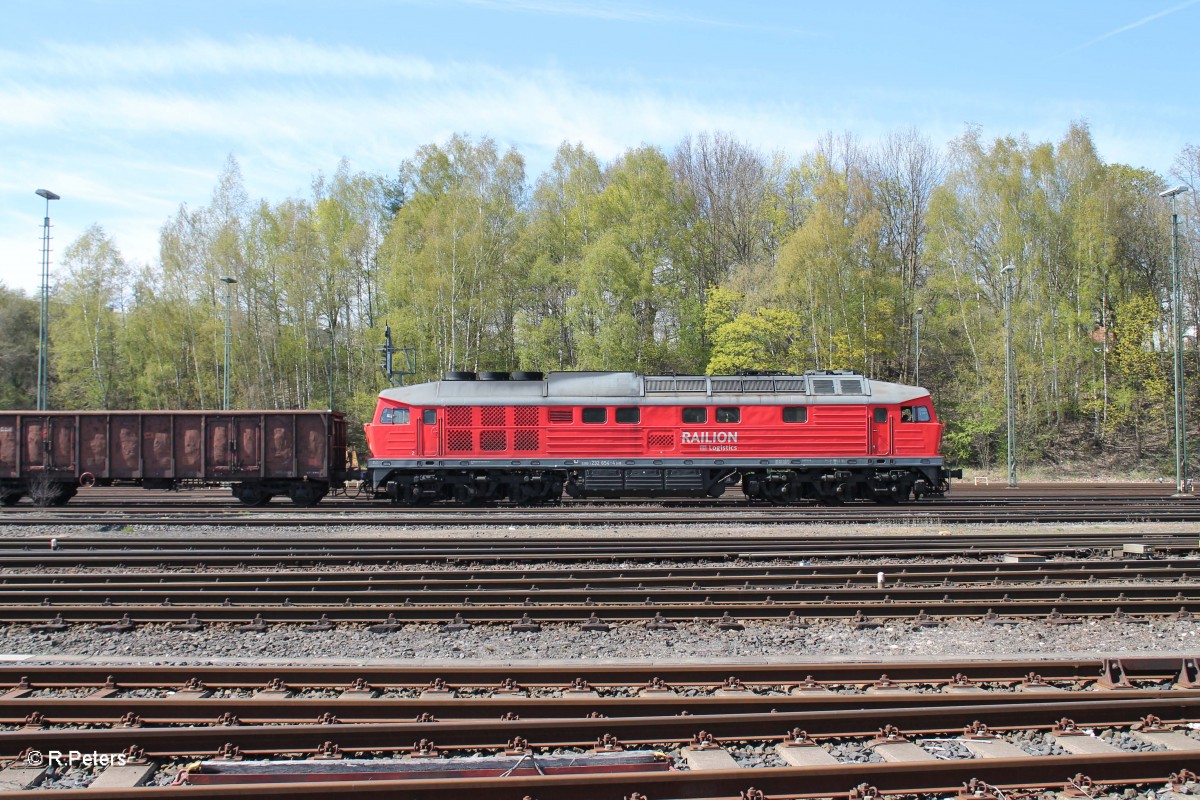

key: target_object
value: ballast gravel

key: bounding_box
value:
[3,616,1198,664]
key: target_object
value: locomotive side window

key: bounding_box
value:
[682,407,706,424]
[381,408,410,424]
[615,407,640,424]
[782,407,808,423]
[716,407,740,423]
[900,406,931,423]
[582,408,607,424]
[422,410,437,424]
[873,408,888,423]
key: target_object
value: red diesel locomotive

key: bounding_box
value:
[364,370,960,505]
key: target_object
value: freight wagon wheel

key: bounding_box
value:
[288,484,326,507]
[233,485,272,507]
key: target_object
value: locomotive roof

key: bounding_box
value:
[378,371,931,406]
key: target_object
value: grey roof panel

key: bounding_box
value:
[379,372,929,406]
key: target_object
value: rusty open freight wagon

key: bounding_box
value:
[0,411,347,507]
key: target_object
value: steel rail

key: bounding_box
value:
[2,582,1195,607]
[6,595,1200,624]
[4,751,1190,800]
[4,696,1200,756]
[6,503,1200,525]
[0,561,1195,588]
[0,656,1185,689]
[2,687,1195,726]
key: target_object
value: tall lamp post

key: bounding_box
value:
[1161,185,1192,494]
[35,189,60,411]
[1001,264,1017,488]
[914,307,924,386]
[219,277,237,411]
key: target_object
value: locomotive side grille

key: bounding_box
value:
[479,430,506,451]
[548,409,573,423]
[513,430,539,451]
[644,378,675,392]
[773,377,806,392]
[446,430,473,451]
[480,407,506,426]
[838,378,865,394]
[445,407,473,427]
[648,432,674,449]
[710,378,742,393]
[675,378,706,391]
[514,407,539,426]
[742,378,775,391]
[810,378,836,395]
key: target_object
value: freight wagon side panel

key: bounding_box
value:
[0,415,17,479]
[296,414,330,479]
[174,415,204,479]
[142,415,173,479]
[263,414,297,479]
[79,416,109,478]
[109,415,142,478]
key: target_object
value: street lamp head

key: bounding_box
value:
[35,189,60,201]
[1160,185,1190,199]
[1000,264,1015,276]
[219,276,238,285]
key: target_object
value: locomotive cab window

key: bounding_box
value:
[682,407,707,424]
[873,408,888,423]
[582,408,607,424]
[782,407,808,423]
[716,407,740,424]
[615,407,640,424]
[381,408,410,425]
[900,405,931,423]
[422,409,437,425]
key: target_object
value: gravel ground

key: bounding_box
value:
[2,616,1197,664]
[2,519,1199,542]
[1,521,1196,666]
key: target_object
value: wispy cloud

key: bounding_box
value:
[0,36,439,81]
[1070,0,1200,53]
[451,0,815,36]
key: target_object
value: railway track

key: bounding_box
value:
[1,658,1198,797]
[2,483,1200,525]
[3,552,1199,626]
[0,530,1193,566]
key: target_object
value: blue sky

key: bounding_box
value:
[2,0,1197,295]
